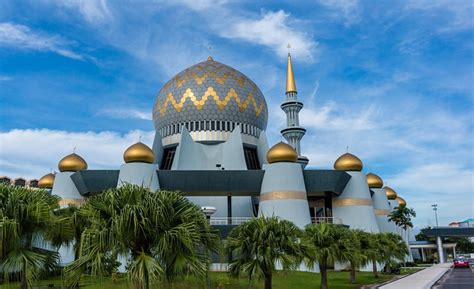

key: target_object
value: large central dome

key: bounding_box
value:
[153,57,268,145]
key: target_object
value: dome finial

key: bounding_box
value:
[286,48,297,94]
[334,152,363,171]
[267,142,298,163]
[366,172,383,188]
[124,142,155,164]
[58,152,88,172]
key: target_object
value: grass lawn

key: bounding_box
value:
[0,271,395,289]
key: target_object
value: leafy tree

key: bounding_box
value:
[339,229,367,283]
[66,184,219,289]
[388,205,416,264]
[415,226,433,241]
[380,233,408,272]
[49,205,89,261]
[388,205,416,236]
[303,223,348,289]
[225,216,303,289]
[0,184,69,289]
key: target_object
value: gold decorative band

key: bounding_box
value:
[155,87,265,117]
[59,198,85,206]
[260,191,307,202]
[333,198,373,207]
[374,209,391,215]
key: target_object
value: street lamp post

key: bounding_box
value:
[431,204,439,227]
[201,206,217,289]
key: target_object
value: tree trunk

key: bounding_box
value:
[320,260,328,289]
[20,261,27,289]
[372,258,378,278]
[264,271,272,289]
[350,262,356,283]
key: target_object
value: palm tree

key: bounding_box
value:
[0,183,68,289]
[339,229,367,283]
[388,206,416,264]
[303,223,348,289]
[388,206,416,236]
[66,184,219,289]
[225,216,303,289]
[378,233,408,273]
[49,205,89,261]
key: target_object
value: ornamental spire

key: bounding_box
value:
[286,53,297,94]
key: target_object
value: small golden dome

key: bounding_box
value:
[58,153,88,172]
[38,173,55,188]
[334,153,363,171]
[266,142,298,163]
[123,142,155,164]
[396,196,407,207]
[366,172,383,188]
[384,186,398,200]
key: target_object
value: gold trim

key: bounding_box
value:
[59,198,85,206]
[333,198,372,207]
[260,191,306,202]
[374,209,390,215]
[154,87,265,117]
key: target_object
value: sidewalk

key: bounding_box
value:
[379,263,452,289]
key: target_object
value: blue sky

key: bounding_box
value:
[0,0,472,229]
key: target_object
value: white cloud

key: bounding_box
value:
[0,129,155,180]
[405,0,473,32]
[171,0,228,11]
[387,163,473,227]
[0,75,12,81]
[218,10,317,60]
[0,22,83,60]
[55,0,112,24]
[97,107,152,121]
[316,0,361,26]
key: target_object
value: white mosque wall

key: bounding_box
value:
[332,171,379,272]
[256,132,269,167]
[151,132,164,165]
[258,162,311,228]
[171,126,254,219]
[371,188,393,233]
[117,162,160,191]
[332,171,379,233]
[51,172,83,207]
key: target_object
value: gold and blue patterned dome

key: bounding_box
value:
[153,57,268,143]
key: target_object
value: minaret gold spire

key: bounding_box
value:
[286,53,297,94]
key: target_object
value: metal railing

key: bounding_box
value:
[209,217,252,225]
[208,217,343,225]
[311,217,343,224]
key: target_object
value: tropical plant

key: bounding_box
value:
[65,184,219,289]
[49,205,89,261]
[388,206,416,238]
[379,233,409,273]
[0,183,69,289]
[303,223,349,289]
[225,216,303,289]
[339,229,367,283]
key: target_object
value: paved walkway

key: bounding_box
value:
[379,263,452,289]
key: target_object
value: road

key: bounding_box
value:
[432,267,474,289]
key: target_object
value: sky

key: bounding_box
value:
[0,0,473,229]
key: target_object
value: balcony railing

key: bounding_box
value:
[209,217,252,225]
[208,217,343,225]
[311,217,343,224]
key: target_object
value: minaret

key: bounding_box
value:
[281,53,308,167]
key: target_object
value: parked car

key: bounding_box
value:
[453,256,470,268]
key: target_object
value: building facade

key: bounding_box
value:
[35,54,412,269]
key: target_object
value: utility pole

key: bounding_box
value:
[431,204,439,227]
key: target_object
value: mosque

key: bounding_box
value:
[36,53,413,268]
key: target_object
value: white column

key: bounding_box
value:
[436,236,445,263]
